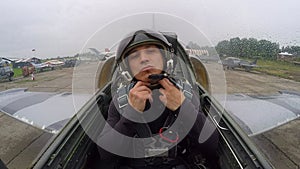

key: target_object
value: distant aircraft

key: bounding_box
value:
[0,57,14,81]
[221,57,258,72]
[89,48,113,61]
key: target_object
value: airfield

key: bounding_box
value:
[0,62,299,169]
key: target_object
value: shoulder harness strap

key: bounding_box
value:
[117,85,128,109]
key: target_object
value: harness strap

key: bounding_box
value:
[117,86,128,108]
[116,79,193,161]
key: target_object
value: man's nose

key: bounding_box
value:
[139,51,150,63]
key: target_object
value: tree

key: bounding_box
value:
[186,41,201,49]
[216,37,280,59]
[282,46,300,56]
[215,40,230,57]
[229,37,242,57]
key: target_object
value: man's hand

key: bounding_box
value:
[128,81,153,113]
[159,78,185,111]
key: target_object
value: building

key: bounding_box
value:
[185,49,209,56]
[13,57,41,68]
[277,52,294,61]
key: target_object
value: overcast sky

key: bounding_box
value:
[1,0,299,59]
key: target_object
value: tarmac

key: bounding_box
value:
[0,111,53,169]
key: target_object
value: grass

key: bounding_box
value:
[13,68,23,77]
[254,59,300,82]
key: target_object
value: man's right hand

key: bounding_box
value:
[128,81,153,113]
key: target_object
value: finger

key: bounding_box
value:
[165,78,173,85]
[135,81,150,88]
[144,92,153,100]
[159,94,167,105]
[159,88,166,96]
[133,90,152,98]
[134,85,152,93]
[159,78,170,89]
[131,83,152,93]
[149,95,153,103]
[129,89,150,99]
[158,89,167,104]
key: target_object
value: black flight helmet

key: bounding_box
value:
[116,29,174,76]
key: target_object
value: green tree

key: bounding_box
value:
[247,38,259,58]
[282,46,300,56]
[216,37,280,59]
[215,40,230,57]
[229,37,242,57]
[186,41,201,49]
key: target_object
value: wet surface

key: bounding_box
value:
[252,118,300,169]
[223,66,300,169]
[0,63,299,168]
[0,111,53,169]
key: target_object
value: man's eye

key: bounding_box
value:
[146,48,157,54]
[128,52,138,59]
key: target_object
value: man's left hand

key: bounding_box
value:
[158,78,185,111]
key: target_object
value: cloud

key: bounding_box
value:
[0,0,299,58]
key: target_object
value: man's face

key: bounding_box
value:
[127,44,164,82]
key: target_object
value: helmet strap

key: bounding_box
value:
[121,71,132,82]
[118,66,132,82]
[166,59,174,74]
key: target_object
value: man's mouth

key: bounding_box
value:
[141,65,154,71]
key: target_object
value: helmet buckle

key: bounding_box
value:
[121,71,132,82]
[166,59,174,73]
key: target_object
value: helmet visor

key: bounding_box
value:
[117,29,172,64]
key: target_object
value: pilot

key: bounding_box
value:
[97,29,219,169]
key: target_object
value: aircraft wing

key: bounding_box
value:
[1,88,299,136]
[239,63,258,68]
[0,88,91,133]
[219,91,300,136]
